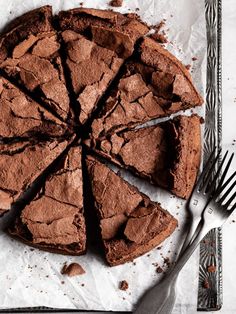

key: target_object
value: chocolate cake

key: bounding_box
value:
[58,8,149,124]
[0,139,68,217]
[90,37,203,139]
[8,146,86,255]
[88,115,201,199]
[0,6,204,265]
[0,76,68,141]
[0,6,70,121]
[86,155,178,266]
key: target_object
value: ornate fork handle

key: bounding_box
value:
[134,222,210,314]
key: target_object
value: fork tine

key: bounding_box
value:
[218,179,236,206]
[216,152,234,190]
[206,151,230,194]
[198,149,221,192]
[215,169,236,198]
[194,148,217,191]
[228,202,236,213]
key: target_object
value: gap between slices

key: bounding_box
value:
[57,7,149,125]
[0,138,71,217]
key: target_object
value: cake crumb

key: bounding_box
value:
[203,279,210,289]
[119,280,129,291]
[150,20,168,44]
[61,281,65,285]
[109,0,123,7]
[185,64,191,70]
[163,257,171,267]
[79,2,83,5]
[61,262,85,277]
[192,56,198,61]
[156,266,163,273]
[207,265,216,273]
[200,117,205,124]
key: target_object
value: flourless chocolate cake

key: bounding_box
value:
[88,115,201,199]
[86,155,178,266]
[8,146,86,255]
[0,6,204,265]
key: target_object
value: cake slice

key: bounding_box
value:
[86,155,177,266]
[58,8,149,124]
[0,6,70,122]
[88,115,201,199]
[8,146,86,255]
[90,37,203,139]
[0,139,69,217]
[0,76,69,141]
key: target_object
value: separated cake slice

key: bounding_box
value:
[8,146,86,255]
[88,115,201,199]
[58,8,149,124]
[0,6,70,121]
[0,139,69,217]
[0,76,69,141]
[86,155,177,266]
[90,37,203,139]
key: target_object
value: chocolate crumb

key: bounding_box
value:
[185,64,191,70]
[119,280,129,291]
[135,8,140,11]
[232,220,235,223]
[203,279,210,289]
[200,117,205,124]
[192,57,198,61]
[163,257,170,267]
[207,265,216,273]
[150,20,168,44]
[81,283,85,287]
[61,262,85,277]
[30,248,34,251]
[61,281,65,284]
[156,266,163,273]
[157,246,162,250]
[79,2,83,5]
[109,0,123,7]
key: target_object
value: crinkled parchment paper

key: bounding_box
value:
[0,0,206,312]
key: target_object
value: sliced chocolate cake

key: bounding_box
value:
[8,146,86,255]
[88,115,201,199]
[0,6,71,121]
[0,139,69,217]
[58,8,149,124]
[90,37,203,140]
[86,155,177,266]
[0,76,69,141]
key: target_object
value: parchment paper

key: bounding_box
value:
[0,0,206,311]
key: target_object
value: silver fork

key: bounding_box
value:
[134,150,236,314]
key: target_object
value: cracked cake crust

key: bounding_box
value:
[86,155,178,266]
[0,6,71,122]
[8,146,86,255]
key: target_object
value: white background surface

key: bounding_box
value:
[0,0,235,313]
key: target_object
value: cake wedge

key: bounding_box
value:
[88,115,201,199]
[86,155,177,266]
[8,146,86,255]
